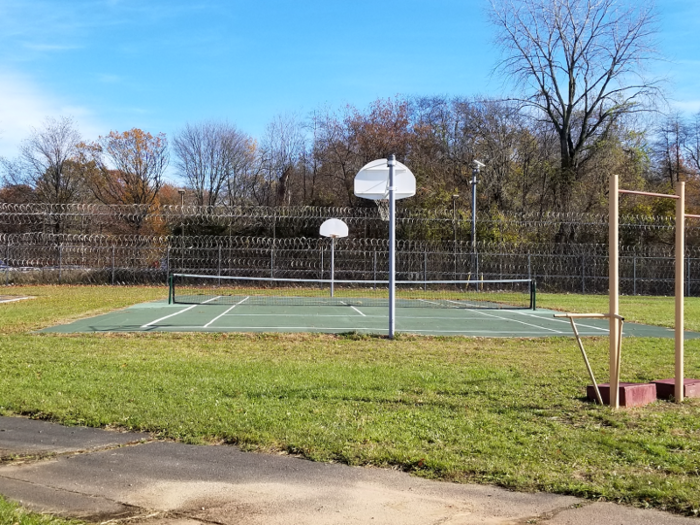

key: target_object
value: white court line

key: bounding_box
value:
[203,297,250,328]
[141,325,564,335]
[141,296,221,328]
[511,310,610,333]
[172,311,597,324]
[418,299,443,307]
[0,296,33,304]
[200,312,383,319]
[350,306,366,316]
[142,305,197,328]
[470,309,564,334]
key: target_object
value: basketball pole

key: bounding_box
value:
[330,236,335,298]
[388,154,396,339]
[609,175,620,409]
[675,182,685,402]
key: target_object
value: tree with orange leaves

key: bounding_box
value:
[79,128,168,207]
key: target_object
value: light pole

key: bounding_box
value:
[471,160,484,276]
[178,189,185,272]
[452,194,459,278]
[452,194,459,241]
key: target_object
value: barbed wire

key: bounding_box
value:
[0,232,696,296]
[1,204,698,294]
[0,202,695,224]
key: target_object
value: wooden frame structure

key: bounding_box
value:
[610,176,700,407]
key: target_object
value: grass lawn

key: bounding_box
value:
[538,292,700,332]
[1,285,700,516]
[0,495,84,525]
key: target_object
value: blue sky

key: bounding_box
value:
[0,0,698,182]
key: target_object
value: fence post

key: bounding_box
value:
[58,244,62,285]
[633,254,637,296]
[454,243,457,280]
[528,253,532,281]
[5,241,9,286]
[111,245,115,285]
[218,244,222,286]
[373,248,377,290]
[424,250,428,291]
[581,254,585,294]
[270,240,275,278]
[166,245,170,284]
[687,256,691,297]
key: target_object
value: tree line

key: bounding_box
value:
[1,0,697,238]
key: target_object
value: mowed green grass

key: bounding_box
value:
[538,292,700,332]
[0,496,84,525]
[1,286,700,516]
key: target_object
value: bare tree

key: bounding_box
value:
[259,114,306,206]
[1,116,84,205]
[490,0,661,209]
[307,107,360,206]
[685,112,700,176]
[173,121,256,207]
[653,112,689,185]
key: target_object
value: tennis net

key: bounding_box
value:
[168,273,536,310]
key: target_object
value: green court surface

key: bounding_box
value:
[39,299,699,338]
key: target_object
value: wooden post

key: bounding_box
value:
[675,182,685,402]
[609,175,620,409]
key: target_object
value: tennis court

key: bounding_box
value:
[36,274,698,337]
[40,297,691,338]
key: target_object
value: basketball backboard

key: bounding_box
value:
[319,218,349,239]
[354,158,416,200]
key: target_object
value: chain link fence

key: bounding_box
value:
[2,233,698,296]
[1,203,698,295]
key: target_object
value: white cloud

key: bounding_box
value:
[0,70,103,160]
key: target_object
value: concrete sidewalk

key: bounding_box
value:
[0,416,695,525]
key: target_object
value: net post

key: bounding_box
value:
[675,181,685,402]
[168,273,174,304]
[530,279,537,310]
